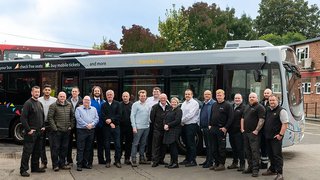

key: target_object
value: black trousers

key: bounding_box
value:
[201,128,213,165]
[20,131,42,173]
[210,127,227,165]
[103,126,121,163]
[152,129,166,163]
[67,128,76,163]
[243,132,260,171]
[229,132,245,165]
[40,123,48,165]
[266,138,283,174]
[260,131,269,165]
[76,128,95,167]
[182,123,198,163]
[120,125,133,160]
[51,131,70,168]
[168,142,178,163]
[146,123,154,161]
[95,126,105,164]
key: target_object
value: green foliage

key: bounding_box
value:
[93,37,119,50]
[158,5,192,51]
[120,24,167,53]
[159,3,257,51]
[255,0,320,38]
[259,32,306,45]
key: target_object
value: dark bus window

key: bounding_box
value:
[123,78,164,101]
[85,70,118,77]
[124,69,163,77]
[171,67,212,76]
[0,74,3,90]
[7,72,39,105]
[41,72,58,97]
[83,79,119,100]
[62,72,79,97]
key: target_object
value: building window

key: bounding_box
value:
[315,83,320,94]
[302,82,311,94]
[296,46,309,62]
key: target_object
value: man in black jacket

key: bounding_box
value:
[101,90,122,168]
[227,93,245,171]
[209,89,233,171]
[20,86,46,177]
[150,93,170,167]
[120,91,133,165]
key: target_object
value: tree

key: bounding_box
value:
[259,32,306,45]
[93,37,119,50]
[120,24,167,53]
[255,0,320,38]
[158,5,192,51]
[159,2,257,50]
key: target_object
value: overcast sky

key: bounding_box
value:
[0,0,319,48]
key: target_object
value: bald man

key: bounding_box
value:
[241,92,265,177]
[48,91,75,171]
[150,93,170,167]
[259,88,273,169]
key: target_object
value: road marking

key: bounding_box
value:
[305,132,320,136]
[305,122,320,127]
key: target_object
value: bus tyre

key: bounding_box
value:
[11,119,24,144]
[177,129,204,155]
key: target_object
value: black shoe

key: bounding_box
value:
[237,164,245,171]
[252,171,259,177]
[209,164,218,170]
[152,162,159,167]
[31,168,46,173]
[159,161,168,165]
[53,167,59,172]
[227,163,238,169]
[77,166,82,171]
[60,165,71,170]
[185,161,197,167]
[199,161,207,166]
[202,163,212,168]
[105,163,111,168]
[178,160,188,165]
[114,162,121,168]
[131,160,138,167]
[214,164,225,171]
[83,164,92,169]
[168,163,179,169]
[125,159,131,165]
[242,168,253,174]
[20,171,30,177]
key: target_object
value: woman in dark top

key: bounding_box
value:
[163,97,182,169]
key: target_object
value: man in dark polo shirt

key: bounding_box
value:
[209,89,233,171]
[241,92,265,177]
[262,94,288,180]
[20,86,46,177]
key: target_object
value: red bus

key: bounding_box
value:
[0,44,120,60]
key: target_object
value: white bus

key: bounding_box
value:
[0,40,304,153]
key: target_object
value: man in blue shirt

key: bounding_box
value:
[199,90,215,168]
[75,95,99,171]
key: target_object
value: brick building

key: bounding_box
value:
[288,37,320,117]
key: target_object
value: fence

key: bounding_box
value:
[304,102,320,118]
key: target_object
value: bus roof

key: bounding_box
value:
[0,45,293,72]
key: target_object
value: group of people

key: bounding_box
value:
[19,85,287,180]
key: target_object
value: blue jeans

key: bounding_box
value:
[103,126,121,163]
[76,129,95,167]
[131,128,150,160]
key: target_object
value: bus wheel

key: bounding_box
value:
[177,129,203,155]
[11,119,24,144]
